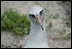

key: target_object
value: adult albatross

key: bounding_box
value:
[23,5,49,48]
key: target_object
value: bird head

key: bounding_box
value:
[29,5,45,31]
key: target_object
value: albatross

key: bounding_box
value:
[23,5,49,48]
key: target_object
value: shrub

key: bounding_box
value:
[1,8,31,36]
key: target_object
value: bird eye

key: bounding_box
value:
[40,10,43,16]
[29,14,35,18]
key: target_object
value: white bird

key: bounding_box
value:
[23,5,49,48]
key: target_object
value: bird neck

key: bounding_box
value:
[24,22,49,48]
[30,22,45,34]
[29,22,47,40]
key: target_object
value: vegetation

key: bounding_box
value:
[65,22,71,27]
[64,36,71,40]
[49,13,59,19]
[1,8,31,36]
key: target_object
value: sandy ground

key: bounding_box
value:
[1,1,71,48]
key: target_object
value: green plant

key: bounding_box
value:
[65,22,71,27]
[1,8,31,36]
[49,13,59,19]
[64,36,71,40]
[59,29,66,34]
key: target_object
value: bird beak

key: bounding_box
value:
[36,14,44,31]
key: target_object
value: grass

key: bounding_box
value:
[49,13,59,19]
[57,29,71,40]
[64,36,71,40]
[59,29,66,34]
[46,22,52,32]
[65,22,71,27]
[1,8,31,36]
